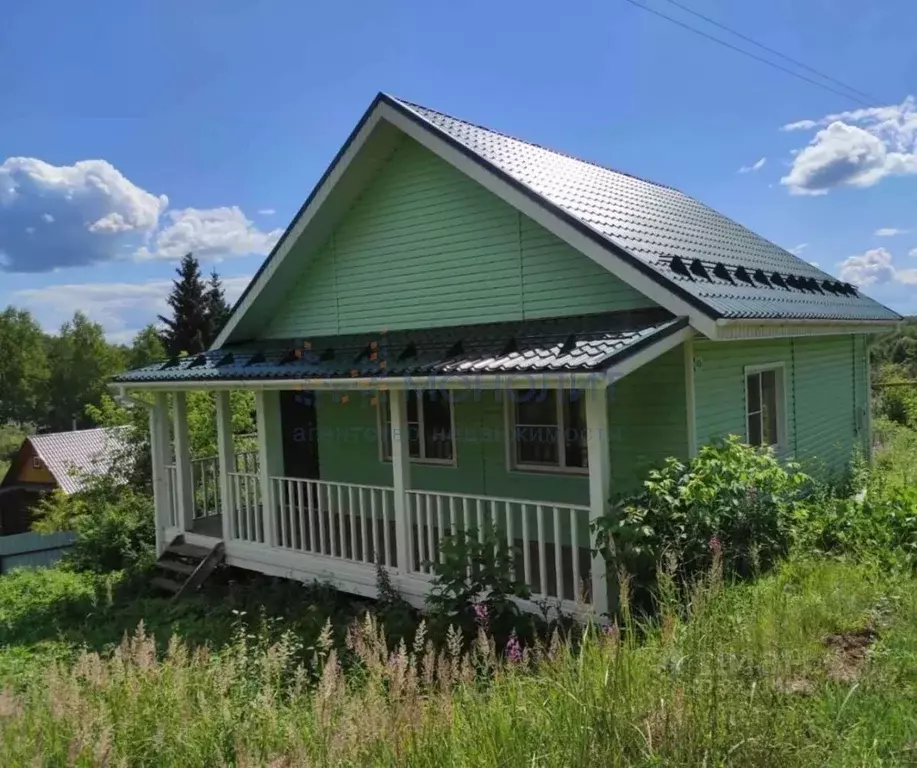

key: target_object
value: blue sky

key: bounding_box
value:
[1,0,916,342]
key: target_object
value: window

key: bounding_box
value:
[510,389,588,473]
[31,457,42,470]
[745,366,784,449]
[379,390,455,464]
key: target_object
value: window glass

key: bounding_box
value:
[562,393,588,468]
[761,370,778,446]
[379,390,454,463]
[516,393,558,426]
[422,391,453,461]
[745,369,781,449]
[513,389,589,471]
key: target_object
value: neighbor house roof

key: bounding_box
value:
[26,427,129,494]
[113,309,687,385]
[388,97,899,324]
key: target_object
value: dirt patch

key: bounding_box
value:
[823,626,878,683]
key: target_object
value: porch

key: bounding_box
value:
[155,390,603,615]
[119,310,695,617]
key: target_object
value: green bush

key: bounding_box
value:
[426,523,531,642]
[793,485,917,568]
[594,436,810,607]
[34,479,155,573]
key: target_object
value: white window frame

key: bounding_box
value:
[743,363,788,452]
[377,390,458,467]
[505,388,589,476]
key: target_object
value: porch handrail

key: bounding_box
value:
[270,476,396,568]
[405,489,592,607]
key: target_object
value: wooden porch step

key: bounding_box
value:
[151,576,182,593]
[165,541,211,560]
[157,558,197,576]
[151,536,225,599]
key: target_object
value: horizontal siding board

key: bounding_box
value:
[694,335,861,481]
[609,346,688,493]
[260,137,655,339]
[794,336,858,480]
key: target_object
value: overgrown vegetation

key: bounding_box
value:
[3,326,917,763]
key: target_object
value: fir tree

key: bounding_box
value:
[158,253,209,356]
[204,269,231,346]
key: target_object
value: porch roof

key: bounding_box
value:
[113,309,687,386]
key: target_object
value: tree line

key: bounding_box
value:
[0,253,231,434]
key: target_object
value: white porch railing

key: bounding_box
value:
[164,466,593,609]
[271,477,396,567]
[190,457,220,519]
[406,490,592,604]
[226,470,263,543]
[165,465,179,528]
[235,450,258,475]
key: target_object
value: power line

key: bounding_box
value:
[657,0,880,103]
[619,0,874,108]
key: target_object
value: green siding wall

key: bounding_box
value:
[311,346,687,502]
[693,335,867,480]
[262,137,654,339]
[610,346,689,494]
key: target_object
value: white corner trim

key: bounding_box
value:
[684,336,697,458]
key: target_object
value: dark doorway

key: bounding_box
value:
[280,391,320,479]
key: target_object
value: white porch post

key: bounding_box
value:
[255,390,283,547]
[389,390,412,572]
[586,386,612,617]
[149,391,171,555]
[172,391,195,533]
[215,391,234,542]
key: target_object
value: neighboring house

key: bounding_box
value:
[111,94,900,614]
[0,427,128,535]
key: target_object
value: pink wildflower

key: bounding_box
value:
[472,602,489,628]
[505,632,522,663]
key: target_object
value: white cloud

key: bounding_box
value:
[789,243,809,255]
[0,158,168,271]
[838,247,917,287]
[875,227,909,236]
[0,156,280,272]
[258,208,276,216]
[781,119,818,132]
[135,206,282,262]
[781,97,917,195]
[13,275,251,340]
[910,247,917,258]
[739,157,766,174]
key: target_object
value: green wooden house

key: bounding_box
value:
[112,94,900,614]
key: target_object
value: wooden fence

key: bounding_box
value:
[0,530,76,573]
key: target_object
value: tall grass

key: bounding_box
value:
[2,557,915,766]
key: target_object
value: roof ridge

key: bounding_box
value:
[389,95,678,193]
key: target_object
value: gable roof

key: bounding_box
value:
[22,427,128,494]
[213,93,900,347]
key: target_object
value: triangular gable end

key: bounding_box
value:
[259,134,657,339]
[214,94,713,347]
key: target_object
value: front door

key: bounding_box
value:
[280,390,320,479]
